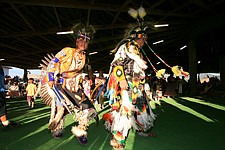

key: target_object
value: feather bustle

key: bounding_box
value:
[44,56,51,62]
[41,59,49,66]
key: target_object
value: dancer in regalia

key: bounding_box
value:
[103,7,156,150]
[39,23,98,145]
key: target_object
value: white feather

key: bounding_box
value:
[124,45,147,69]
[71,126,87,137]
[128,8,138,19]
[138,6,146,18]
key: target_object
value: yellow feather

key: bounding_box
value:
[172,66,181,76]
[156,69,166,79]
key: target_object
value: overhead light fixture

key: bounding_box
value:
[154,24,169,27]
[156,62,161,65]
[57,31,73,35]
[0,59,5,61]
[153,40,164,45]
[198,61,201,64]
[89,52,98,55]
[180,45,187,50]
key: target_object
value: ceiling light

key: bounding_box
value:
[0,59,5,61]
[198,61,201,64]
[89,52,98,55]
[153,40,164,45]
[154,24,169,27]
[156,62,160,65]
[180,45,187,50]
[57,31,73,35]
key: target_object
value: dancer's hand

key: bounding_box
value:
[120,80,128,90]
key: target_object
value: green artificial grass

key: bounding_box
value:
[1,97,225,150]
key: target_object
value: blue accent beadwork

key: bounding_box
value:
[48,72,54,81]
[54,57,59,63]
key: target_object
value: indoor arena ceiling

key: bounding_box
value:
[0,0,225,74]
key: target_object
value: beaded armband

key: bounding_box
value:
[47,72,54,81]
[113,66,125,82]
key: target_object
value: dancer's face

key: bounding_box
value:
[76,37,89,51]
[136,37,145,47]
[136,34,147,47]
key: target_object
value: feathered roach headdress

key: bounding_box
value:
[112,6,150,53]
[125,6,149,39]
[71,23,95,41]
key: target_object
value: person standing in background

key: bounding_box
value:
[26,78,37,108]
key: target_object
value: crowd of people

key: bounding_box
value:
[3,76,37,107]
[149,75,190,100]
[3,77,28,99]
[2,6,222,150]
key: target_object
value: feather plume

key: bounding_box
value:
[138,6,146,18]
[156,69,166,79]
[41,59,49,66]
[71,126,87,137]
[44,56,51,62]
[51,53,55,58]
[39,63,47,69]
[47,53,54,60]
[171,66,181,77]
[128,8,138,19]
[40,84,54,106]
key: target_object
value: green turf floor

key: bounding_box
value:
[1,96,225,150]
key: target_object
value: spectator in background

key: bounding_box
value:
[0,65,19,129]
[98,70,104,79]
[83,75,91,99]
[93,70,107,109]
[4,80,11,99]
[9,82,19,91]
[26,78,37,108]
[164,76,177,98]
[21,83,27,96]
[34,75,43,99]
[154,78,164,102]
[98,86,105,109]
[8,81,20,98]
